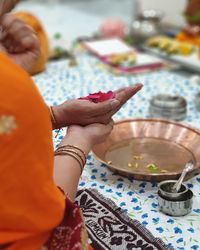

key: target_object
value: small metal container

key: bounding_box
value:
[131,9,163,45]
[158,180,188,200]
[158,180,193,216]
[194,92,200,112]
[149,94,187,121]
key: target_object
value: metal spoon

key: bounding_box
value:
[171,160,194,193]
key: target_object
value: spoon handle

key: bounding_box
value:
[173,160,193,192]
[173,172,186,192]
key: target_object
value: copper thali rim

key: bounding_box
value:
[110,118,200,135]
[92,118,200,181]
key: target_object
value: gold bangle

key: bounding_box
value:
[55,148,86,166]
[55,151,84,174]
[48,106,57,128]
[58,144,87,160]
[55,146,86,161]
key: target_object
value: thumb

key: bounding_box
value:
[0,0,17,17]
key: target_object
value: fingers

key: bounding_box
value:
[108,119,114,128]
[78,84,142,119]
[101,119,114,135]
[0,0,17,17]
[20,34,39,50]
[113,86,127,95]
[90,84,143,123]
[115,83,143,106]
[113,83,142,95]
[6,20,35,48]
[87,98,120,116]
[0,14,39,52]
[0,13,16,37]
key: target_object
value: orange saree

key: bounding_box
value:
[0,53,91,250]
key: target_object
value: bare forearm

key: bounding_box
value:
[54,155,82,201]
[54,136,91,201]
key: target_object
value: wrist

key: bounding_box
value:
[61,134,92,155]
[51,105,67,129]
[48,106,58,129]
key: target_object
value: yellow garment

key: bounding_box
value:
[0,53,65,249]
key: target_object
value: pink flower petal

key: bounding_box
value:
[79,91,115,103]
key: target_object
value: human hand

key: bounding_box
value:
[60,120,114,153]
[0,13,39,72]
[0,0,18,17]
[52,83,143,129]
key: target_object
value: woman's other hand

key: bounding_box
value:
[54,120,114,200]
[61,120,114,154]
[52,83,143,129]
[0,13,39,72]
[0,0,18,17]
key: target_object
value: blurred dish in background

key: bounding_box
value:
[144,35,200,73]
[106,52,136,68]
[100,18,127,39]
[130,9,163,45]
[146,36,194,56]
[83,38,169,74]
[149,94,187,121]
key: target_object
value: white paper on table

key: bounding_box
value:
[83,38,134,57]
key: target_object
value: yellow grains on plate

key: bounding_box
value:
[107,161,112,165]
[128,162,139,168]
[134,163,139,168]
[133,155,143,160]
[160,169,168,173]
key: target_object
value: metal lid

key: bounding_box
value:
[150,94,187,109]
[149,94,187,121]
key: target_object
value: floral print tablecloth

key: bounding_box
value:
[34,54,200,250]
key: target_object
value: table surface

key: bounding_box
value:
[18,1,200,250]
[34,55,200,250]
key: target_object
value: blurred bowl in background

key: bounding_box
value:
[149,94,187,121]
[130,9,164,45]
[100,18,127,39]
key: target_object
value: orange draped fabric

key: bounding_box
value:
[0,53,65,249]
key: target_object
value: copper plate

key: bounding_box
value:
[92,119,200,181]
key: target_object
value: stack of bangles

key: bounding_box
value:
[54,145,87,174]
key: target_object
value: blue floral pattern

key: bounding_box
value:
[34,52,200,249]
